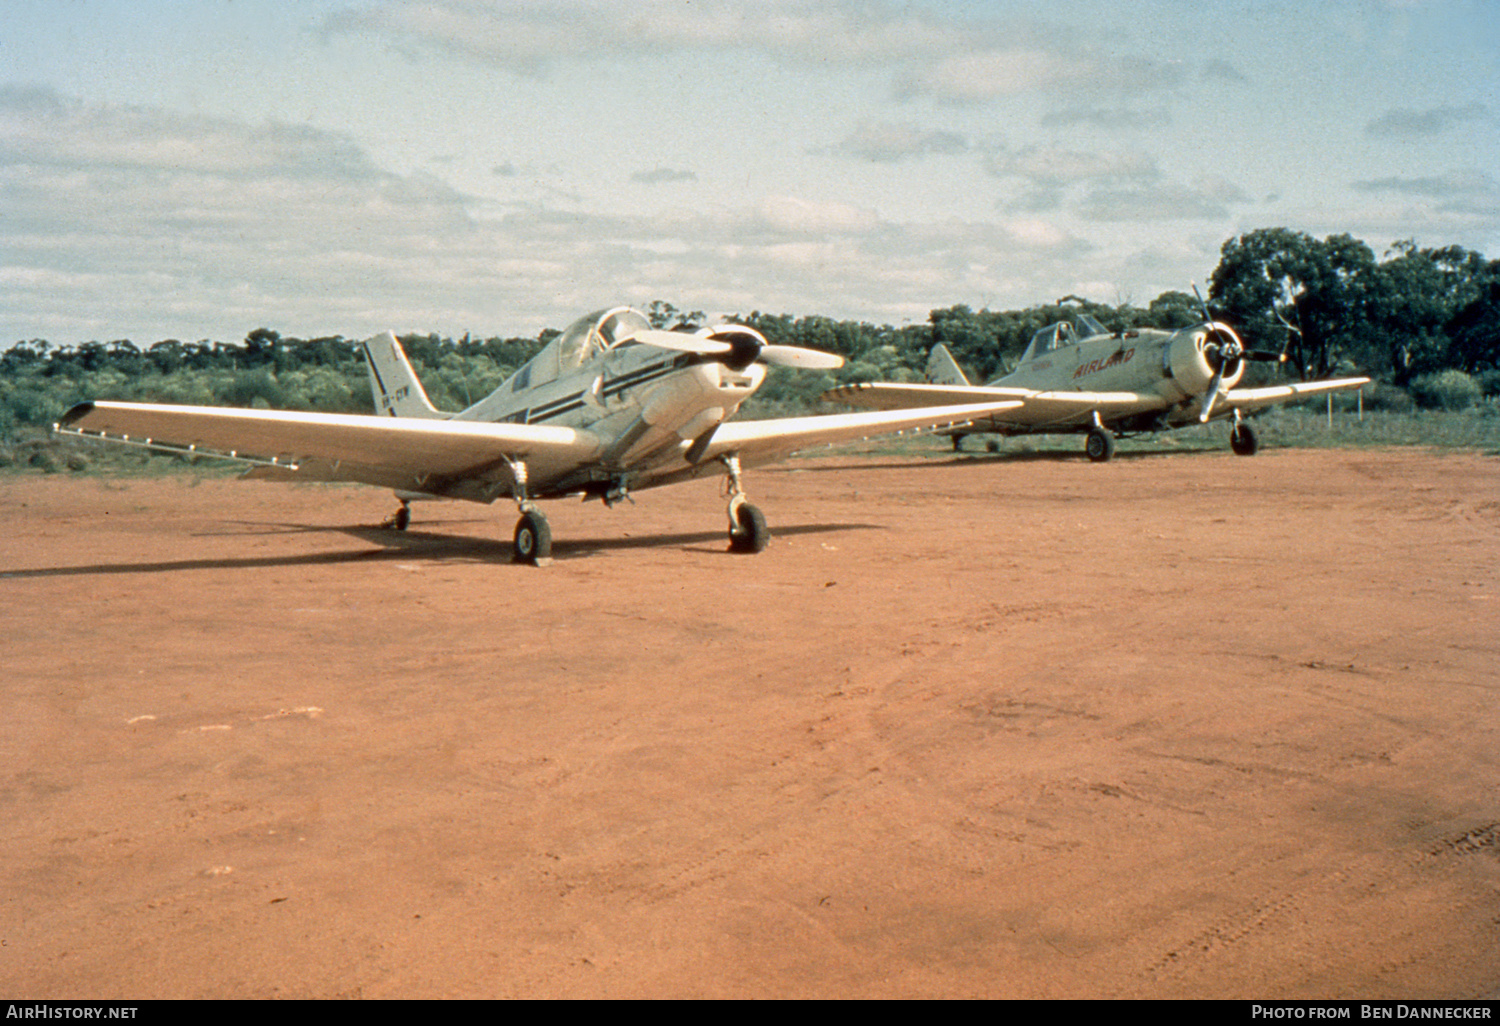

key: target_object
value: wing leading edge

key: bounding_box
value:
[823,383,1150,429]
[703,401,1024,465]
[57,398,1021,499]
[57,401,601,498]
[826,377,1372,430]
[1221,377,1372,415]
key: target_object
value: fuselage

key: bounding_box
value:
[988,316,1246,432]
[449,307,767,496]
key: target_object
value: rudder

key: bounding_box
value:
[926,344,972,387]
[362,332,446,419]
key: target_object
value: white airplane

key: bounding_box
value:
[824,301,1370,461]
[56,307,1021,563]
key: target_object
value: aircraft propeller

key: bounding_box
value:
[629,329,845,370]
[1192,284,1287,422]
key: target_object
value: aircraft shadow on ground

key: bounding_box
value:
[0,520,878,579]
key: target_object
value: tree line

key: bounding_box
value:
[4,227,1497,440]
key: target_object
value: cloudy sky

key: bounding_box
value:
[3,0,1497,345]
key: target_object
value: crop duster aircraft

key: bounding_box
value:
[56,307,1022,564]
[823,298,1370,462]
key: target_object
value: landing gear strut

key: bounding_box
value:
[721,453,769,553]
[504,457,553,565]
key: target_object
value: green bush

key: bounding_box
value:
[1409,370,1482,411]
[1360,382,1415,413]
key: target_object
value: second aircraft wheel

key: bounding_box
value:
[1230,422,1259,456]
[1085,427,1116,462]
[513,509,553,565]
[728,502,769,554]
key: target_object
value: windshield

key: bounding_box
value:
[508,306,652,392]
[1025,321,1078,360]
[1022,314,1111,361]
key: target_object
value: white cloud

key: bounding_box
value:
[897,48,1184,105]
[1079,178,1249,222]
[631,166,698,184]
[319,0,964,71]
[756,195,882,235]
[1352,170,1496,199]
[2,86,1129,342]
[1040,106,1172,131]
[828,121,969,163]
[989,145,1159,187]
[1364,103,1491,139]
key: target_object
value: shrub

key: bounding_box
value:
[1409,370,1482,411]
[1361,383,1415,413]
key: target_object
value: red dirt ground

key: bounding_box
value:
[2,446,1497,999]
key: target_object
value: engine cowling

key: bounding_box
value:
[1165,322,1245,399]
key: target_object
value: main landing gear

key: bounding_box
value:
[1229,417,1259,456]
[513,507,552,565]
[1085,426,1116,462]
[503,457,553,566]
[722,453,769,554]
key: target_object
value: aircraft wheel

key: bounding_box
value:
[394,505,411,531]
[1085,427,1116,462]
[1230,422,1259,456]
[728,502,769,554]
[513,509,553,565]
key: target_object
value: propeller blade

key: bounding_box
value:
[627,329,733,357]
[1192,281,1214,323]
[758,345,845,370]
[1199,366,1225,423]
[629,328,842,371]
[1245,348,1288,363]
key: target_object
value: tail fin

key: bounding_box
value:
[362,332,446,419]
[926,344,972,387]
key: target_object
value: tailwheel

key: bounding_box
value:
[1085,427,1116,462]
[1230,421,1259,456]
[728,500,769,554]
[513,508,553,566]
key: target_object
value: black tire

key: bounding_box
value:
[1230,422,1259,457]
[1085,427,1115,462]
[513,509,552,564]
[393,506,411,531]
[728,502,769,554]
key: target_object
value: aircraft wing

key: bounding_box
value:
[1222,377,1372,415]
[703,401,1023,466]
[823,383,1157,430]
[56,401,601,498]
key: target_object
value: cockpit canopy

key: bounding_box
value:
[1021,313,1111,362]
[508,306,653,393]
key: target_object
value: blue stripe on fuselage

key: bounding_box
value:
[505,358,683,424]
